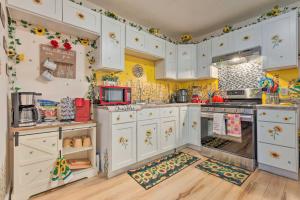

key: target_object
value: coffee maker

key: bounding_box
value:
[12,92,42,127]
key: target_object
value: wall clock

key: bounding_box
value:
[132,64,144,78]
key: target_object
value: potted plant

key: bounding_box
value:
[102,74,119,86]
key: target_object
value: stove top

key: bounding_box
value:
[202,102,259,109]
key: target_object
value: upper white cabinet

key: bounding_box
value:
[145,34,166,58]
[212,32,234,57]
[155,41,178,80]
[96,15,125,71]
[262,10,298,70]
[63,0,101,34]
[8,0,63,21]
[177,44,197,80]
[197,40,218,79]
[126,26,146,53]
[234,23,262,52]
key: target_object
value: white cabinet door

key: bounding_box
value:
[234,23,262,52]
[262,10,298,70]
[155,41,177,79]
[179,109,189,146]
[160,117,177,152]
[177,44,197,80]
[63,0,100,34]
[197,40,218,79]
[188,107,201,146]
[126,26,146,53]
[111,122,136,171]
[145,34,165,58]
[137,119,160,161]
[99,15,125,71]
[212,33,234,57]
[8,0,62,21]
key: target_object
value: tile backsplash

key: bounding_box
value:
[217,57,263,91]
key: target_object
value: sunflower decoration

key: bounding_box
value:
[50,156,73,186]
[31,27,47,36]
[80,38,90,46]
[181,34,192,43]
[148,28,160,36]
[223,25,232,33]
[267,5,282,17]
[16,53,25,62]
[7,49,16,58]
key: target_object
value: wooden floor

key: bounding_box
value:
[31,148,300,200]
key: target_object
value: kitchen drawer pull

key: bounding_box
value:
[149,112,153,116]
[183,122,185,126]
[270,151,280,159]
[169,111,172,114]
[43,140,47,143]
[261,112,266,116]
[109,32,116,39]
[243,36,250,40]
[25,172,30,176]
[38,169,43,173]
[284,117,292,121]
[219,43,224,47]
[33,0,42,4]
[29,151,34,154]
[116,116,120,121]
[129,114,133,118]
[135,37,139,42]
[52,143,56,147]
[202,54,206,57]
[77,12,85,20]
[155,45,159,49]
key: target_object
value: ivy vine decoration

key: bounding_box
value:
[85,70,97,102]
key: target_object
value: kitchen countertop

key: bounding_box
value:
[256,104,299,110]
[10,120,96,134]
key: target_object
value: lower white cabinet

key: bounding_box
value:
[179,107,189,146]
[188,107,201,146]
[257,107,299,180]
[112,122,137,171]
[137,119,160,161]
[160,117,177,152]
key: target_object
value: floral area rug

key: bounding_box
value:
[127,152,200,190]
[195,159,251,186]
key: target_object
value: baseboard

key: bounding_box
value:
[258,163,299,180]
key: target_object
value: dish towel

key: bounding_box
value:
[227,114,242,137]
[50,156,73,187]
[213,113,226,135]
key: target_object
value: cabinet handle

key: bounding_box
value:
[261,112,266,116]
[116,116,120,121]
[43,140,47,143]
[129,114,133,118]
[183,122,185,126]
[38,169,43,173]
[135,37,139,42]
[284,117,291,121]
[25,172,30,176]
[202,54,206,57]
[52,143,56,147]
[169,52,173,55]
[219,43,224,47]
[182,52,187,56]
[169,111,172,114]
[149,112,153,116]
[77,12,85,20]
[155,45,159,49]
[29,151,34,154]
[270,151,280,159]
[109,32,116,39]
[243,36,250,40]
[33,0,42,4]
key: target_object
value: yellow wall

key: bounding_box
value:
[96,55,298,103]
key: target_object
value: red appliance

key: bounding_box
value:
[98,86,131,105]
[191,95,201,103]
[75,98,91,122]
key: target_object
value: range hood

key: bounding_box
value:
[212,47,261,64]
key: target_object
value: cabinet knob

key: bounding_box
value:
[284,117,291,121]
[33,0,42,4]
[109,32,116,39]
[129,114,133,118]
[155,45,159,49]
[43,140,47,143]
[261,112,266,116]
[39,169,43,173]
[169,52,173,55]
[169,111,172,114]
[219,43,224,47]
[77,12,85,20]
[25,172,30,176]
[116,116,120,121]
[270,151,280,159]
[52,143,56,147]
[135,37,139,42]
[183,122,185,126]
[149,112,153,116]
[182,52,187,56]
[202,54,206,57]
[243,36,250,40]
[29,151,34,154]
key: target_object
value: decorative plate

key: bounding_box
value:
[132,64,144,78]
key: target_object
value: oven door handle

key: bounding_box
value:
[201,112,254,122]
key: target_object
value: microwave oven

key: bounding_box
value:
[98,86,131,105]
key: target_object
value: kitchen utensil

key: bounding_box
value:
[176,89,188,103]
[42,70,54,81]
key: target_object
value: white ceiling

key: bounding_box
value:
[88,0,299,38]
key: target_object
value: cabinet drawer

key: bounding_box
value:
[137,109,159,121]
[8,0,62,21]
[258,122,296,148]
[257,109,296,124]
[18,160,54,187]
[17,132,60,165]
[160,107,178,118]
[112,111,136,124]
[258,142,297,172]
[63,0,101,34]
[126,26,146,52]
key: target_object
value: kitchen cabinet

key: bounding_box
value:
[126,25,146,53]
[197,40,218,79]
[7,0,63,21]
[145,34,166,58]
[179,107,189,146]
[160,117,177,152]
[11,123,97,200]
[262,10,298,70]
[63,0,101,34]
[257,107,299,180]
[188,107,201,146]
[177,44,197,80]
[212,32,234,57]
[137,119,160,161]
[234,23,262,52]
[96,15,125,71]
[111,122,137,171]
[155,41,178,80]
